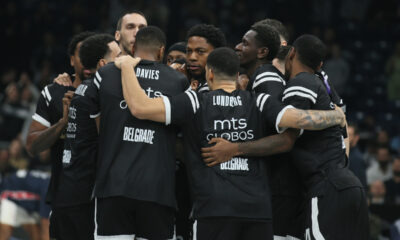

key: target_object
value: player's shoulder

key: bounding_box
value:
[97,62,120,77]
[74,78,96,98]
[286,72,320,89]
[41,82,70,101]
[156,62,188,80]
[253,64,284,79]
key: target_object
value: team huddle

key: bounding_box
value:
[26,10,369,240]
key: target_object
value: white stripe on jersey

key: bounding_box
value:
[273,236,287,240]
[32,113,51,128]
[95,72,102,82]
[275,105,294,133]
[284,86,317,98]
[41,90,50,106]
[94,78,100,89]
[282,91,316,104]
[253,77,283,90]
[256,93,266,107]
[161,96,171,126]
[90,112,100,119]
[193,220,198,240]
[185,91,198,114]
[255,71,281,80]
[311,197,326,240]
[259,94,270,112]
[198,86,209,92]
[44,86,52,102]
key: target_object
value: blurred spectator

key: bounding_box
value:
[323,44,350,96]
[384,157,400,204]
[369,180,386,204]
[348,123,368,187]
[391,219,400,240]
[0,83,31,141]
[367,146,393,184]
[377,130,391,147]
[385,41,400,100]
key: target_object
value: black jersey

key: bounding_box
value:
[55,79,99,207]
[249,64,302,197]
[246,64,286,98]
[282,72,347,190]
[32,83,74,206]
[164,89,290,219]
[93,61,189,209]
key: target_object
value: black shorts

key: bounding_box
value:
[272,195,303,239]
[49,202,95,240]
[300,184,369,240]
[193,218,273,240]
[95,196,175,240]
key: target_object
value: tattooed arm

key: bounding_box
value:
[202,106,345,166]
[279,105,346,130]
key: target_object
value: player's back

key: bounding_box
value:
[94,61,188,209]
[56,79,99,207]
[178,89,283,219]
[283,72,348,188]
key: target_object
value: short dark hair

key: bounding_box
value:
[116,11,146,31]
[67,31,96,56]
[293,34,327,71]
[276,45,292,61]
[79,34,116,70]
[256,18,290,42]
[135,26,166,49]
[186,24,227,49]
[167,42,186,54]
[250,22,280,61]
[207,47,239,77]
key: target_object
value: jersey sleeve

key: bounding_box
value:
[32,86,52,127]
[85,81,100,118]
[162,90,199,126]
[255,93,294,133]
[281,78,318,110]
[88,71,103,118]
[252,70,286,97]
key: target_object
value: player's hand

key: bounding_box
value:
[114,56,141,69]
[334,104,346,127]
[61,91,74,124]
[201,138,238,167]
[54,73,72,87]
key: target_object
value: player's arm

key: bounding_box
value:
[278,105,346,131]
[202,129,298,167]
[26,91,74,156]
[116,56,166,123]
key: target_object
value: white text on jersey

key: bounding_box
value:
[136,67,160,80]
[123,127,155,144]
[212,95,242,107]
[220,157,249,171]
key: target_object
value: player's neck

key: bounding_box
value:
[290,62,314,79]
[272,58,285,75]
[134,51,159,62]
[73,75,82,88]
[245,60,267,77]
[211,80,236,93]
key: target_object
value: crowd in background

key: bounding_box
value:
[1,0,400,239]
